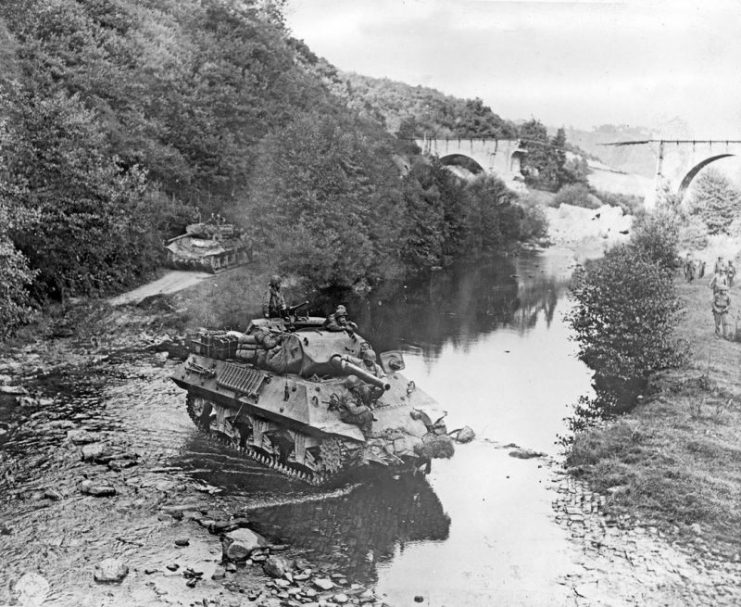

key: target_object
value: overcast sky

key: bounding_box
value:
[285,0,741,138]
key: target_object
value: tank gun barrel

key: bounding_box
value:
[329,355,390,391]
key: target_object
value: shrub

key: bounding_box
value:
[688,168,741,235]
[553,183,600,209]
[630,207,680,272]
[567,244,685,413]
[592,189,644,215]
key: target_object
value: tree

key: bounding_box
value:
[567,244,684,412]
[245,112,403,287]
[0,186,36,334]
[688,168,741,235]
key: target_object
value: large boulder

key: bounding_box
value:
[94,558,129,583]
[223,528,267,561]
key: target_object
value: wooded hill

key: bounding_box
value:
[0,0,569,332]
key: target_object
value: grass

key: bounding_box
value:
[567,275,741,559]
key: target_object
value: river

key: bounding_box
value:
[0,248,736,607]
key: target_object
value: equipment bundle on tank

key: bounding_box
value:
[171,315,454,485]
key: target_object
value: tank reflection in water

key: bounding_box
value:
[244,473,450,584]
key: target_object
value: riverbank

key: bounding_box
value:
[566,274,741,561]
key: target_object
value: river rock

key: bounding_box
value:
[313,577,335,591]
[94,558,129,583]
[67,429,96,445]
[223,528,267,561]
[508,447,546,459]
[80,480,116,497]
[0,385,27,395]
[43,488,63,501]
[81,443,108,462]
[13,572,49,607]
[452,425,475,443]
[332,593,349,604]
[212,566,226,580]
[262,555,290,578]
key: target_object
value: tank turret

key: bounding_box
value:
[171,316,454,484]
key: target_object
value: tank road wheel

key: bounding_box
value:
[186,393,213,431]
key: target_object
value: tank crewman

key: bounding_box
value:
[360,348,385,378]
[728,261,736,287]
[712,284,731,338]
[323,305,358,333]
[262,275,287,318]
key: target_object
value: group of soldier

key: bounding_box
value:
[686,254,738,339]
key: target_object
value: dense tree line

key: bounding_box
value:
[0,0,548,334]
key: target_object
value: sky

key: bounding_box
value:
[285,0,741,138]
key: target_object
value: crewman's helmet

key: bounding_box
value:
[336,305,347,317]
[269,275,281,288]
[362,349,376,363]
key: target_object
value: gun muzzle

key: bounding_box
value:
[330,355,390,391]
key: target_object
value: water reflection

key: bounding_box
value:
[314,252,571,360]
[245,473,450,583]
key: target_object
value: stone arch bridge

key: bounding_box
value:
[606,139,741,208]
[414,137,527,190]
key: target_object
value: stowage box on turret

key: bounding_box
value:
[171,316,454,484]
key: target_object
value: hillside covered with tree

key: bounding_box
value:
[0,0,549,333]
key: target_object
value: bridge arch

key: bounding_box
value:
[677,153,735,201]
[439,153,485,175]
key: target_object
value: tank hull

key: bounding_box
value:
[170,321,454,484]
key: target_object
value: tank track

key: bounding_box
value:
[186,394,346,486]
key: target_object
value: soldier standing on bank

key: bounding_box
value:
[728,261,736,287]
[712,284,731,339]
[262,274,287,318]
[710,270,729,293]
[684,253,695,282]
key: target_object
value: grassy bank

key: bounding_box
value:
[567,275,741,559]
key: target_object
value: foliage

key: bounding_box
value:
[688,168,741,235]
[567,244,685,413]
[591,188,644,215]
[342,73,518,139]
[553,183,601,209]
[245,112,405,287]
[630,207,680,273]
[0,187,36,333]
[520,121,585,191]
[463,175,522,252]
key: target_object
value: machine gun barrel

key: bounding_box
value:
[329,356,391,391]
[288,300,309,315]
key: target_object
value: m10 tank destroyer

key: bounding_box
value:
[171,314,454,485]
